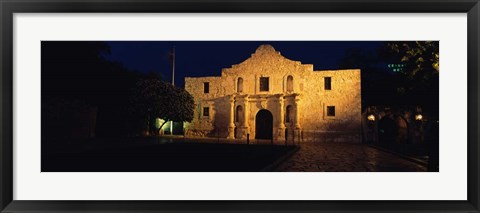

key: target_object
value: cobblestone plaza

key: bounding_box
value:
[275,142,426,172]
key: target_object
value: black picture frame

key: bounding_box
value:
[1,0,479,212]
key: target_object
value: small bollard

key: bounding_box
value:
[247,134,250,145]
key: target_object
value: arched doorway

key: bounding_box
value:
[378,115,396,144]
[255,109,273,139]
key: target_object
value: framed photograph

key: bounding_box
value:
[1,0,479,212]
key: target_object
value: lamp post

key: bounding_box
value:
[367,114,376,143]
[415,113,424,144]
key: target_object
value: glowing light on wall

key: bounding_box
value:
[415,114,423,121]
[367,114,375,121]
[155,118,171,130]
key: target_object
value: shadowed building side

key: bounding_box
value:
[184,44,361,142]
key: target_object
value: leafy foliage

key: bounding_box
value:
[133,78,194,133]
[42,41,145,137]
[385,41,439,115]
[338,41,439,116]
[387,41,439,81]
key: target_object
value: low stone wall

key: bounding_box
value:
[296,130,362,143]
[186,128,361,143]
[185,129,211,137]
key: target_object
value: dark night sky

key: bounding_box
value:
[104,41,385,87]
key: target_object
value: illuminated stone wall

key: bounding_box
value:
[184,44,361,142]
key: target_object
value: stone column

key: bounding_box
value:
[242,95,250,139]
[294,95,301,142]
[227,95,235,139]
[294,96,301,129]
[277,95,286,141]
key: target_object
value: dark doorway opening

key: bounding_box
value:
[255,109,273,139]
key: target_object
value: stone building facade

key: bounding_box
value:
[184,44,362,142]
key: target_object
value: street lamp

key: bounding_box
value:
[366,114,376,144]
[367,114,375,121]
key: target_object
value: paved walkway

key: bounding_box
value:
[274,142,427,172]
[150,136,427,172]
[63,136,426,172]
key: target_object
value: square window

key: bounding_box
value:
[203,82,209,93]
[260,77,269,91]
[203,107,209,117]
[324,77,332,90]
[327,106,335,116]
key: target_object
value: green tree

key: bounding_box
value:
[387,41,439,82]
[42,41,144,137]
[386,41,439,115]
[337,41,439,114]
[133,79,194,134]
